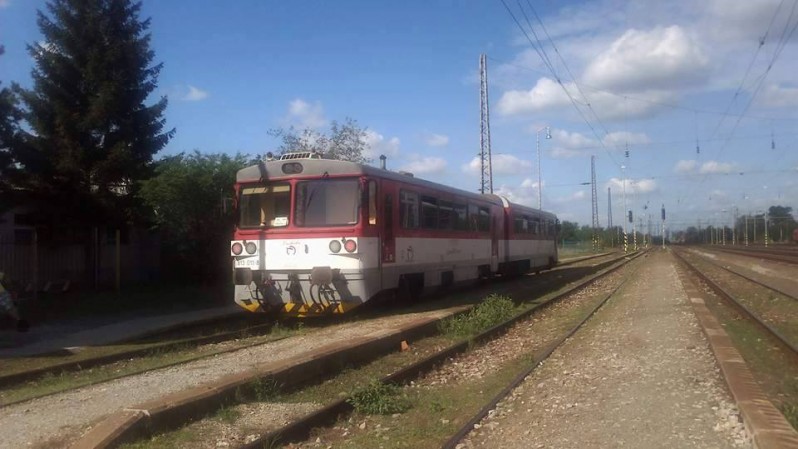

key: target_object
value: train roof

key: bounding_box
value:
[237,157,556,220]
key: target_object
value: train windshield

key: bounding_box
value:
[239,183,291,228]
[295,178,360,227]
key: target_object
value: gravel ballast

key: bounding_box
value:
[0,309,457,449]
[461,250,751,449]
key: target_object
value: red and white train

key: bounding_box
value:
[231,153,558,317]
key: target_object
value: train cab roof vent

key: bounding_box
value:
[397,170,414,177]
[279,151,323,160]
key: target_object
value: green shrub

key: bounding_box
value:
[439,294,516,338]
[347,380,411,415]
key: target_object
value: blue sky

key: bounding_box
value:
[2,0,797,231]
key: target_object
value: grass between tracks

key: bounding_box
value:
[120,266,628,449]
[701,291,798,430]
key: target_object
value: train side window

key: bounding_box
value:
[438,200,454,230]
[421,195,438,229]
[453,203,468,231]
[368,181,377,225]
[400,190,419,229]
[531,218,540,235]
[468,204,479,231]
[478,207,490,232]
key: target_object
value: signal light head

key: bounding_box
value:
[344,239,357,253]
[329,240,342,253]
[245,242,257,254]
[231,242,243,255]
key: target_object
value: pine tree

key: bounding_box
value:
[11,0,174,226]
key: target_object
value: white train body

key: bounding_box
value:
[231,155,558,316]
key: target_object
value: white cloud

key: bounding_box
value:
[462,154,533,176]
[606,178,658,194]
[363,130,400,160]
[583,26,710,91]
[496,77,667,120]
[674,159,698,173]
[601,131,651,148]
[183,85,208,102]
[548,129,650,158]
[699,160,736,174]
[425,133,449,148]
[282,98,327,129]
[757,84,798,108]
[401,156,447,175]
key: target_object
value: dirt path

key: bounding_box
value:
[462,250,750,449]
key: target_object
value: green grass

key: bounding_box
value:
[347,380,411,415]
[215,405,241,423]
[439,294,516,338]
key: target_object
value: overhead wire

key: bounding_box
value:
[497,0,623,171]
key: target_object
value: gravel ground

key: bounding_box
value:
[0,308,457,449]
[460,251,751,449]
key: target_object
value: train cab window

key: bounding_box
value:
[239,183,291,228]
[368,181,377,225]
[453,203,468,231]
[295,179,360,227]
[438,200,454,230]
[478,207,490,232]
[421,195,438,229]
[400,190,419,229]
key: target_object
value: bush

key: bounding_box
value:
[347,380,411,415]
[439,294,516,338]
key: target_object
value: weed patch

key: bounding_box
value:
[347,380,411,415]
[215,405,241,423]
[439,294,516,338]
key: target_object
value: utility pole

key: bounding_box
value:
[591,156,599,251]
[661,204,666,249]
[744,214,749,246]
[622,165,628,253]
[607,187,613,247]
[479,54,493,194]
[764,211,769,247]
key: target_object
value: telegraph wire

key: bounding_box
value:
[497,0,622,172]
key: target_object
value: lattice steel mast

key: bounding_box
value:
[479,54,493,194]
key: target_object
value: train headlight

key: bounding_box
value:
[329,240,342,253]
[245,242,257,254]
[231,242,243,255]
[344,239,357,253]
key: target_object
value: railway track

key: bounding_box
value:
[141,250,644,449]
[672,249,798,359]
[0,251,624,409]
[704,245,798,265]
[685,249,798,300]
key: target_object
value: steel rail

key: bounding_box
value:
[0,252,629,403]
[705,246,798,265]
[687,250,797,301]
[672,250,798,358]
[241,250,646,449]
[441,252,644,449]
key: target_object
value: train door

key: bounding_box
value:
[382,183,396,265]
[491,213,499,271]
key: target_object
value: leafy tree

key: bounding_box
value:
[138,151,253,281]
[8,0,173,227]
[268,118,371,163]
[0,83,22,212]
